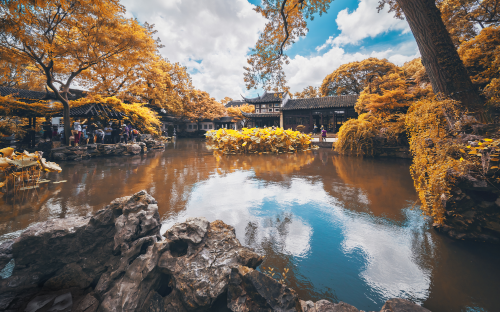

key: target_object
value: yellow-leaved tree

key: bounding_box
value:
[221,97,234,106]
[293,86,321,99]
[0,0,158,144]
[321,58,398,96]
[183,90,227,128]
[226,104,256,127]
[0,49,45,91]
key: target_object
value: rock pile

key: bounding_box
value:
[50,141,165,161]
[434,172,500,243]
[0,191,430,311]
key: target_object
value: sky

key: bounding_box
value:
[121,0,420,101]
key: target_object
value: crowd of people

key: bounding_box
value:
[42,119,141,146]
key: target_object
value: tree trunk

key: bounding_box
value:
[63,103,71,146]
[396,0,483,111]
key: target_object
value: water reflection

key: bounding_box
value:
[0,139,499,312]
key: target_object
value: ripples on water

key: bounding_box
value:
[0,139,499,312]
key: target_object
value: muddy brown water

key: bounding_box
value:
[1,139,499,312]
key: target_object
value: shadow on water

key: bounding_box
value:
[0,139,499,312]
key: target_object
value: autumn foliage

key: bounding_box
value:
[321,58,398,97]
[206,127,318,154]
[293,86,321,99]
[226,104,255,125]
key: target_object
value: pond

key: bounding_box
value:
[1,139,499,312]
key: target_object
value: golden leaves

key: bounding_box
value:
[205,127,316,154]
[293,86,321,99]
[226,104,255,122]
[321,58,398,98]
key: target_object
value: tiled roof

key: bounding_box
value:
[54,104,126,118]
[282,95,358,110]
[225,100,247,107]
[243,91,284,104]
[0,86,55,101]
[0,86,87,102]
[241,112,280,118]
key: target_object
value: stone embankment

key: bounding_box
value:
[49,139,165,161]
[434,171,500,243]
[0,191,429,311]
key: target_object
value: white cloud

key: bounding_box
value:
[121,0,418,100]
[121,0,266,100]
[160,171,316,258]
[316,0,410,51]
[285,41,419,93]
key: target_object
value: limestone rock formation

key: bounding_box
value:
[0,191,432,311]
[227,265,301,312]
[0,191,263,312]
[49,141,163,161]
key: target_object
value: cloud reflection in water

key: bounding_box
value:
[161,167,432,309]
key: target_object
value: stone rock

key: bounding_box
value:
[0,240,13,272]
[52,152,67,161]
[0,192,264,312]
[164,216,209,244]
[301,300,317,312]
[313,300,359,312]
[75,293,99,312]
[227,265,301,312]
[380,298,430,312]
[43,263,93,290]
[0,191,164,311]
[159,220,263,311]
[127,144,142,155]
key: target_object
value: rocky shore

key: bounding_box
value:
[0,191,429,311]
[47,139,165,161]
[433,171,500,243]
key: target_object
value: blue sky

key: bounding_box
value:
[121,0,419,100]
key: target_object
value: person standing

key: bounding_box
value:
[111,123,120,144]
[321,126,327,142]
[73,119,82,145]
[95,128,104,143]
[121,125,129,143]
[104,123,112,144]
[81,125,88,145]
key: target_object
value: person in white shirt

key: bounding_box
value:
[104,124,113,144]
[73,119,82,145]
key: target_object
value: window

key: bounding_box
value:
[188,125,192,129]
[204,124,208,129]
[274,108,280,112]
[269,109,273,112]
[274,103,279,107]
[193,124,197,129]
[261,104,266,108]
[209,124,213,129]
[256,109,260,113]
[284,116,309,125]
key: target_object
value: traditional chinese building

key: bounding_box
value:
[240,91,286,128]
[281,94,358,132]
[240,91,358,132]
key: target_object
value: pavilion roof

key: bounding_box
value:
[282,95,358,110]
[0,86,86,102]
[225,100,247,107]
[242,91,284,104]
[241,112,280,118]
[53,103,126,119]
